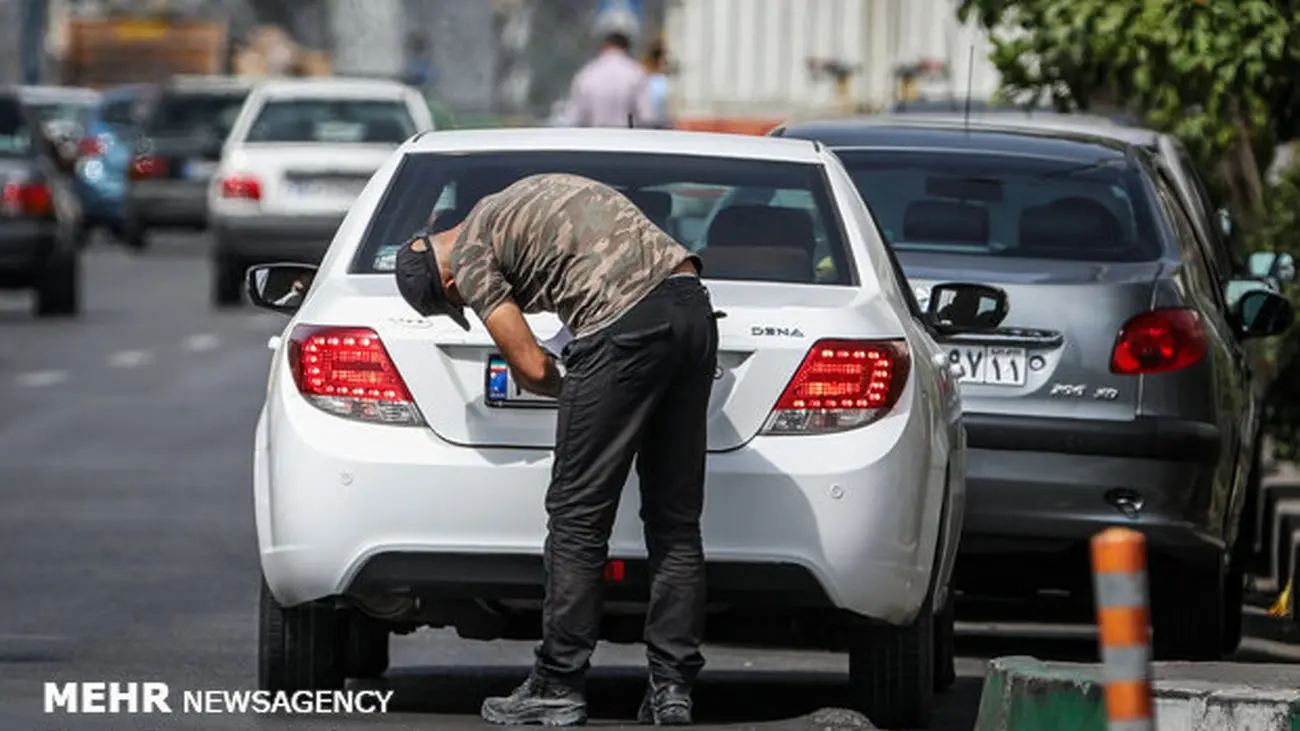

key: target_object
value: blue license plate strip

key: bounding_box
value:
[484,354,557,408]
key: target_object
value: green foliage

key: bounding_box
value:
[957,0,1300,182]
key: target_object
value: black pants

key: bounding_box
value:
[534,275,719,689]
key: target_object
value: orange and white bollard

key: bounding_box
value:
[1091,527,1156,731]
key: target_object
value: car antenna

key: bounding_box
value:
[628,113,635,128]
[963,43,975,135]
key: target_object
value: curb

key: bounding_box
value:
[973,656,1300,731]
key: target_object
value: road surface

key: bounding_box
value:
[0,234,1296,731]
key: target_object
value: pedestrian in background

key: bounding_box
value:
[644,39,672,129]
[563,10,658,128]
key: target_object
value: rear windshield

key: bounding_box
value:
[147,91,248,139]
[246,99,416,144]
[28,100,94,125]
[833,149,1163,262]
[0,97,31,156]
[351,151,856,286]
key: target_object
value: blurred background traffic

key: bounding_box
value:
[5,2,1300,728]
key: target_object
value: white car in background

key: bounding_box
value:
[246,128,1010,728]
[208,76,433,307]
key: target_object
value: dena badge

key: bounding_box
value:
[44,682,395,714]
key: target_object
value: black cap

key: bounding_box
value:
[394,236,472,331]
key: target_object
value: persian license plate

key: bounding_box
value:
[485,355,556,407]
[946,345,1028,387]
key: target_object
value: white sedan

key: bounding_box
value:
[207,76,434,307]
[247,128,1009,728]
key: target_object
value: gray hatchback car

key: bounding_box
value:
[778,119,1296,661]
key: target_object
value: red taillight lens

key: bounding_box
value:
[220,174,261,201]
[287,325,423,425]
[762,339,911,435]
[129,154,164,180]
[77,136,105,158]
[1,180,53,217]
[1110,308,1206,375]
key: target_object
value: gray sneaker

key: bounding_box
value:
[481,674,588,726]
[637,682,692,725]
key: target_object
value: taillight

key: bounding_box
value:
[1110,308,1206,375]
[287,325,423,426]
[129,154,164,180]
[761,339,911,436]
[220,174,261,201]
[1,180,53,218]
[77,136,106,158]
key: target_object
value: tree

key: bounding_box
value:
[957,0,1300,227]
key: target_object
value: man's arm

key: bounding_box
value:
[483,298,565,398]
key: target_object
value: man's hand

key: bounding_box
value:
[483,298,565,398]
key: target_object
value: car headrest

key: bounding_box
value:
[700,246,814,283]
[624,190,673,222]
[1018,196,1124,253]
[707,205,816,252]
[902,200,990,244]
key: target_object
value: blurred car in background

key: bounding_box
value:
[73,84,150,244]
[123,75,252,250]
[207,76,433,307]
[17,85,100,164]
[1,89,84,317]
[777,119,1296,662]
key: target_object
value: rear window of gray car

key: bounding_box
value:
[833,149,1164,262]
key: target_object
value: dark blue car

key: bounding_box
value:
[72,85,149,242]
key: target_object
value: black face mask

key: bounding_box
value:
[393,237,471,331]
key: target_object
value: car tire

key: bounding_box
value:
[1150,557,1226,661]
[34,254,80,318]
[933,591,957,692]
[213,254,244,308]
[342,612,391,679]
[258,578,346,692]
[845,594,935,729]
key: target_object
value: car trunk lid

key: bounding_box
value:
[899,251,1162,421]
[226,145,393,216]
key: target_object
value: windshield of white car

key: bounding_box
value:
[351,151,858,286]
[245,99,417,145]
[833,149,1164,262]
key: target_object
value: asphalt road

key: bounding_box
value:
[1,233,1297,731]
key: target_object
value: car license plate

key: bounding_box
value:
[947,345,1027,386]
[485,355,556,407]
[292,179,366,198]
[185,160,218,180]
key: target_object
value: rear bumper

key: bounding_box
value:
[964,413,1221,464]
[255,366,951,625]
[128,179,208,228]
[0,219,58,285]
[214,214,344,266]
[954,413,1225,591]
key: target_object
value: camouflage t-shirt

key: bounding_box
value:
[449,173,701,338]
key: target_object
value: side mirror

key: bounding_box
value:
[926,282,1010,333]
[246,263,319,315]
[1234,289,1295,339]
[1215,207,1235,239]
[1247,251,1297,285]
